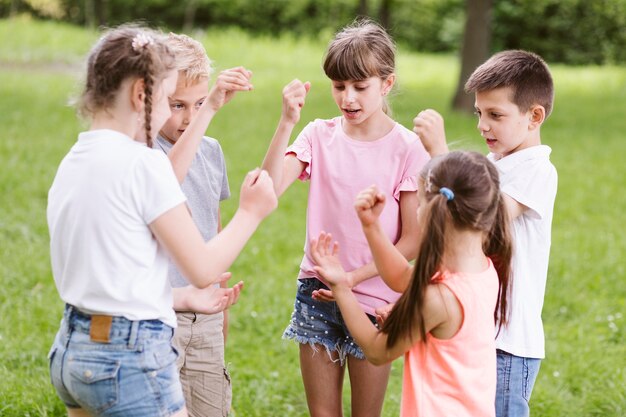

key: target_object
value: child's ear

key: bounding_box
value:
[382,73,396,96]
[130,77,146,113]
[528,104,545,129]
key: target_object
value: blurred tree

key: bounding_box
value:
[357,0,367,16]
[183,0,197,32]
[379,0,391,29]
[452,0,492,112]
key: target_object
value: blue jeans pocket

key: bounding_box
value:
[67,356,121,413]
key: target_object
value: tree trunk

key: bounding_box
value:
[85,0,95,28]
[183,0,198,33]
[95,0,108,27]
[357,0,368,17]
[10,0,19,16]
[451,0,493,112]
[379,0,392,29]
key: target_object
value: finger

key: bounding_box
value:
[244,168,261,186]
[314,289,335,301]
[332,241,339,257]
[217,272,232,284]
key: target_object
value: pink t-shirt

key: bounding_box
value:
[287,117,430,315]
[401,260,499,417]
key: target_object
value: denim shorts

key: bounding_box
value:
[283,278,377,365]
[48,304,185,416]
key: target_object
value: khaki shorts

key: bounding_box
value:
[173,311,232,417]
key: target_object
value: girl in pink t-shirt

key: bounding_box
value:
[261,19,430,416]
[311,151,513,417]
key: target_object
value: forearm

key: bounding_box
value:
[332,286,392,365]
[361,221,413,292]
[168,105,218,183]
[171,286,192,311]
[261,117,296,196]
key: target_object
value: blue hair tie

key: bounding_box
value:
[439,187,455,201]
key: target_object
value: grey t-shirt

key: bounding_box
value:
[154,135,230,287]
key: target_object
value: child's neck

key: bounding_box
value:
[342,110,395,142]
[90,89,142,142]
[441,228,488,274]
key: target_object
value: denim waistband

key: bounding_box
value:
[62,304,173,347]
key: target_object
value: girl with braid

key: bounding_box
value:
[46,26,276,417]
[311,151,513,417]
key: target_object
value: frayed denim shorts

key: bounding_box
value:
[283,278,377,365]
[48,304,185,416]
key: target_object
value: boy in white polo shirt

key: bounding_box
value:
[413,50,557,417]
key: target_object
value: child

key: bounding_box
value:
[153,33,252,417]
[261,19,430,416]
[311,151,513,417]
[413,50,557,417]
[46,26,276,417]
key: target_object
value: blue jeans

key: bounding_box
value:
[496,349,542,417]
[283,278,377,365]
[48,305,185,416]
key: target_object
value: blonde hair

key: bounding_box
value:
[166,33,213,85]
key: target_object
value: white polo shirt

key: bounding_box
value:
[47,129,186,327]
[488,145,558,358]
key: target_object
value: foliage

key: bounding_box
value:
[3,0,626,64]
[1,17,625,416]
[492,0,626,64]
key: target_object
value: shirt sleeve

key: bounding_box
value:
[286,121,314,181]
[502,161,557,220]
[393,139,431,200]
[132,149,187,224]
[215,142,231,201]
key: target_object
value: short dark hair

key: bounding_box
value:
[465,50,554,117]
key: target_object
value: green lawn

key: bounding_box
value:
[0,16,624,417]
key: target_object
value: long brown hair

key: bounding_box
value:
[78,25,176,147]
[382,151,512,348]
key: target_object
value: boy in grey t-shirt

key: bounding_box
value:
[154,32,253,417]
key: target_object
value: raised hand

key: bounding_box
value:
[281,79,311,125]
[206,66,253,112]
[239,168,278,220]
[354,185,386,227]
[310,231,350,288]
[412,109,448,157]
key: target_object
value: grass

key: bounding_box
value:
[1,16,625,416]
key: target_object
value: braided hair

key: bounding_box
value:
[78,25,176,147]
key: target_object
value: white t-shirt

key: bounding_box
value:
[488,145,558,358]
[47,129,187,327]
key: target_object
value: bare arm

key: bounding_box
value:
[168,67,253,183]
[312,188,418,301]
[310,233,452,365]
[502,193,528,220]
[261,79,310,197]
[350,190,418,290]
[150,169,276,288]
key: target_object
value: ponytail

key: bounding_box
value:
[382,196,448,348]
[484,193,513,332]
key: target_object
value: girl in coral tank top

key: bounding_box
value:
[311,151,512,417]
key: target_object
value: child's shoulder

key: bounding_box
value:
[490,145,557,175]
